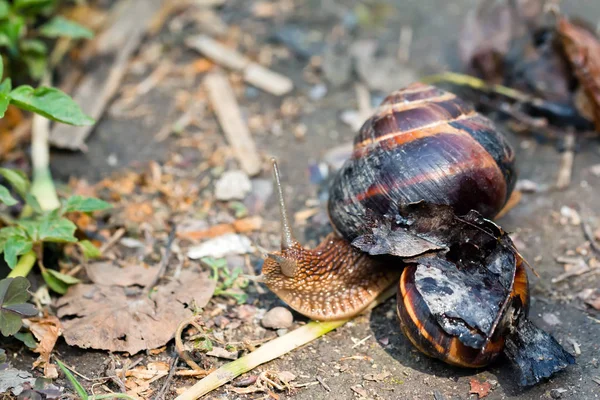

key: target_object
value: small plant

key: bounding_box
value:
[0,55,107,340]
[0,0,93,82]
[56,359,135,400]
[202,257,249,304]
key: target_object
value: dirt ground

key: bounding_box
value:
[6,0,600,399]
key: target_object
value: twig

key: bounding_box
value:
[175,315,206,371]
[174,284,397,400]
[244,255,265,295]
[582,220,600,256]
[144,223,177,292]
[187,35,293,96]
[99,227,127,253]
[397,25,413,62]
[420,71,532,102]
[49,0,164,150]
[556,131,576,189]
[155,355,179,400]
[204,71,262,176]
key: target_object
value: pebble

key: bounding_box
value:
[215,171,252,201]
[542,312,562,326]
[309,83,328,100]
[550,388,568,399]
[261,307,293,329]
[187,233,253,259]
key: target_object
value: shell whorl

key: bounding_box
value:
[328,82,517,242]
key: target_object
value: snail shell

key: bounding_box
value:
[328,82,517,241]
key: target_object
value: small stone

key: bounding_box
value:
[261,307,293,329]
[215,171,252,201]
[542,313,561,326]
[309,83,328,100]
[550,388,567,399]
[559,206,581,226]
[515,179,539,193]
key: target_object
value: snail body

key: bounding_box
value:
[260,83,574,386]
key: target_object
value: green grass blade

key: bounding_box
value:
[56,359,89,400]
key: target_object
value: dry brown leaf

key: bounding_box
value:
[558,16,600,130]
[458,0,544,82]
[56,270,216,354]
[469,378,492,398]
[26,316,62,379]
[85,262,155,287]
[177,216,263,240]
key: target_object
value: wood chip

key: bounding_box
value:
[49,0,163,150]
[204,71,262,176]
[187,34,293,96]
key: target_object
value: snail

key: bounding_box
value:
[259,83,575,386]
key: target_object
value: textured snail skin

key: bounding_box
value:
[261,233,400,321]
[328,82,517,241]
[397,254,529,368]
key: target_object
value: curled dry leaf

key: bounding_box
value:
[558,16,600,130]
[26,316,62,379]
[469,378,492,398]
[117,361,170,399]
[56,270,216,354]
[85,262,155,287]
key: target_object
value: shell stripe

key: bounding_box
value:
[352,144,503,204]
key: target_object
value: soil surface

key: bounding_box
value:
[6,1,600,399]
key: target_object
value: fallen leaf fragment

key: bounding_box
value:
[178,216,263,240]
[206,347,238,360]
[363,371,391,382]
[56,270,216,354]
[0,367,36,395]
[85,262,154,287]
[25,316,62,378]
[469,378,492,398]
[558,16,600,130]
[351,384,369,398]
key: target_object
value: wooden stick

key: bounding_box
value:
[49,0,164,150]
[556,131,576,189]
[204,71,262,176]
[174,285,397,400]
[187,35,293,96]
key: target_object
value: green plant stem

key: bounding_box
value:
[174,285,397,400]
[420,71,532,102]
[30,73,60,211]
[7,250,37,278]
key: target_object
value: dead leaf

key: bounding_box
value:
[459,0,543,83]
[85,262,154,287]
[25,316,62,379]
[206,346,238,360]
[363,371,391,382]
[470,378,492,398]
[56,270,216,354]
[177,216,263,240]
[351,385,369,398]
[558,16,600,130]
[0,367,36,396]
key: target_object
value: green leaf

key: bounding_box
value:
[25,193,42,214]
[37,216,77,243]
[3,236,32,269]
[55,359,89,400]
[39,16,93,39]
[46,269,80,285]
[0,16,25,52]
[0,184,17,206]
[78,240,101,259]
[63,195,112,213]
[41,270,68,294]
[0,78,12,93]
[14,331,36,348]
[0,226,27,252]
[8,86,94,126]
[20,39,47,55]
[13,0,54,11]
[0,1,9,19]
[0,168,30,198]
[0,277,38,336]
[0,93,8,118]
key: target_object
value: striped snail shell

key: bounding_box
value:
[328,82,517,241]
